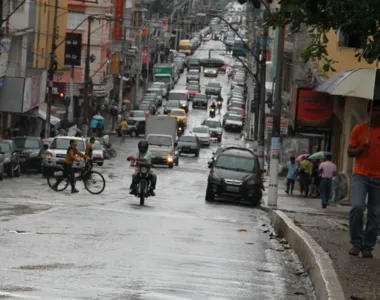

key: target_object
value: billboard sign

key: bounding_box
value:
[295,88,333,133]
[113,0,123,40]
[23,70,47,113]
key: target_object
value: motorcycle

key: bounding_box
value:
[209,108,216,118]
[177,126,184,137]
[217,100,222,112]
[127,158,151,205]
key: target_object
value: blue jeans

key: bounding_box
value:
[349,174,380,249]
[320,178,332,206]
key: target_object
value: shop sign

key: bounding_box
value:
[295,88,333,133]
[23,70,47,112]
[113,0,123,40]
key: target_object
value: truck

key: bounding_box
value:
[153,64,176,93]
[145,115,179,168]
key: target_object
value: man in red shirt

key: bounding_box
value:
[348,100,380,258]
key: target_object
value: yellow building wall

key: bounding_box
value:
[321,30,376,78]
[33,0,68,70]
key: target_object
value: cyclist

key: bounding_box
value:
[53,139,89,193]
[128,140,157,196]
[119,118,128,140]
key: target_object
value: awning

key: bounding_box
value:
[38,108,61,125]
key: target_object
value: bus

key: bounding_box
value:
[178,40,192,55]
[232,39,249,58]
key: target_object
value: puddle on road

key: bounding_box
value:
[16,263,75,270]
[0,204,51,219]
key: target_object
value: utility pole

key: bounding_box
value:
[68,64,74,122]
[133,31,142,109]
[267,26,285,207]
[118,28,126,113]
[253,38,260,141]
[45,0,59,138]
[258,24,268,169]
[82,16,93,138]
[145,24,150,91]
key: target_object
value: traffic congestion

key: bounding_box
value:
[0,4,314,299]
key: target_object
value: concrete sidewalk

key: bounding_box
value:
[265,178,380,300]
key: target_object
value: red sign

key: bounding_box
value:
[113,0,123,40]
[295,89,333,132]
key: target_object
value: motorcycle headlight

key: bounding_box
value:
[140,167,148,174]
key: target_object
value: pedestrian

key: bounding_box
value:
[285,156,297,195]
[318,155,337,208]
[310,159,321,197]
[348,100,380,258]
[298,157,313,197]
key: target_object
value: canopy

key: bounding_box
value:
[38,109,61,125]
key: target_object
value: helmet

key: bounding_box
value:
[138,140,149,153]
[212,102,215,105]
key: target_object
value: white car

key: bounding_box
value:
[224,114,244,132]
[191,125,210,146]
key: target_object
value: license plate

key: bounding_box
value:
[54,171,63,176]
[226,186,239,192]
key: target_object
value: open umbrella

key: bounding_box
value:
[295,154,309,162]
[122,99,130,104]
[315,68,380,100]
[308,151,335,160]
[92,114,104,120]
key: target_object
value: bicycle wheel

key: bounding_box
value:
[47,172,69,192]
[109,149,117,158]
[84,171,106,195]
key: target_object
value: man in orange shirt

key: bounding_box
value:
[348,100,380,258]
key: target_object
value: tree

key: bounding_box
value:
[245,0,380,71]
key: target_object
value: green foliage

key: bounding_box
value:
[268,0,380,72]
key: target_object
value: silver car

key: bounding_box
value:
[151,82,167,98]
[42,136,86,176]
[205,82,222,96]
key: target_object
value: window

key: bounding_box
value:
[147,135,172,147]
[193,127,208,133]
[0,142,11,153]
[168,93,187,101]
[13,138,40,149]
[10,0,25,13]
[204,120,221,128]
[67,11,85,30]
[179,136,196,143]
[208,83,220,87]
[166,101,179,107]
[215,154,257,172]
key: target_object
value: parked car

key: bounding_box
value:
[146,88,163,106]
[86,139,104,166]
[128,110,147,121]
[204,67,218,77]
[164,100,181,114]
[151,82,167,98]
[192,93,208,109]
[224,114,244,132]
[177,134,200,157]
[223,111,244,126]
[190,125,210,146]
[205,82,222,96]
[125,119,146,137]
[137,102,154,115]
[231,77,247,88]
[228,101,245,110]
[187,85,201,99]
[12,136,46,173]
[0,139,21,177]
[229,107,246,119]
[42,136,86,176]
[206,146,264,206]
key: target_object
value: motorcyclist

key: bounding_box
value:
[177,119,185,135]
[128,140,157,196]
[210,102,217,111]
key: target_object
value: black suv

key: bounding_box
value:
[12,137,46,173]
[178,134,200,157]
[206,146,264,206]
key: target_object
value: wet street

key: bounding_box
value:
[0,40,315,299]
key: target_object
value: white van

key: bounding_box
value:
[168,89,189,112]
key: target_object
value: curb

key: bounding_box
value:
[270,210,346,300]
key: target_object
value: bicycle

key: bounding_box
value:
[47,160,106,195]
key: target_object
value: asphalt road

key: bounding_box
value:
[0,40,315,299]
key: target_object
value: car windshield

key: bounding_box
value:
[230,102,245,108]
[166,101,179,107]
[195,94,207,100]
[207,83,220,87]
[131,111,145,117]
[179,45,191,50]
[228,115,243,121]
[147,135,172,147]
[0,142,11,152]
[91,141,102,150]
[50,138,85,152]
[13,138,40,149]
[138,104,150,110]
[187,86,198,91]
[193,127,208,133]
[156,77,171,83]
[179,136,196,143]
[170,110,185,116]
[204,120,221,128]
[168,93,187,101]
[215,154,257,172]
[188,70,199,75]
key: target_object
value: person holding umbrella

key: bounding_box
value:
[348,100,380,258]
